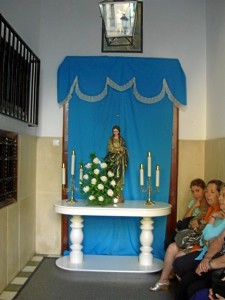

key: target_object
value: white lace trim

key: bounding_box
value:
[60,76,183,106]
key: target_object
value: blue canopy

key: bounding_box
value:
[57,56,186,107]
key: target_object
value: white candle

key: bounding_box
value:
[156,165,160,187]
[71,150,75,175]
[79,164,83,181]
[62,163,65,185]
[147,152,151,177]
[140,164,144,186]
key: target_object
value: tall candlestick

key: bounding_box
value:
[62,163,66,185]
[156,165,160,187]
[140,153,160,206]
[140,164,144,186]
[71,150,75,175]
[147,152,151,177]
[79,164,83,181]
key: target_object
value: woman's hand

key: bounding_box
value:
[209,289,225,300]
[194,199,201,208]
[195,258,211,275]
[211,210,225,220]
[218,210,225,219]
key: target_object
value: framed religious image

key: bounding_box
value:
[101,1,143,53]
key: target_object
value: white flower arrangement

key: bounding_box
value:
[80,153,120,206]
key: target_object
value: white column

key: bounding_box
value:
[70,215,84,264]
[139,217,154,266]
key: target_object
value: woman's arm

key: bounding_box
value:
[208,254,225,270]
[183,200,200,218]
[196,230,225,275]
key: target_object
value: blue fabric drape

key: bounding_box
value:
[57,56,186,259]
[57,56,186,106]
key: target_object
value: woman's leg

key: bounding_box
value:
[158,242,180,282]
[173,251,200,279]
[149,242,185,291]
[175,270,211,300]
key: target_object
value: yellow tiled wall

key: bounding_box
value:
[177,140,205,219]
[204,138,225,184]
[36,137,62,255]
[0,135,37,293]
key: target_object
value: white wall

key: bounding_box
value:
[0,0,207,140]
[206,0,225,139]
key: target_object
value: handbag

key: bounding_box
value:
[164,216,194,250]
[174,217,206,251]
[174,228,202,250]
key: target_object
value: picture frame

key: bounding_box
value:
[101,1,143,53]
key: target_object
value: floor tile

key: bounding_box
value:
[11,277,28,285]
[4,285,21,292]
[16,271,31,278]
[22,265,36,272]
[0,291,17,300]
[31,256,44,262]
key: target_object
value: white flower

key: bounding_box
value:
[97,183,104,190]
[110,180,116,187]
[83,186,90,193]
[85,163,92,169]
[83,174,89,180]
[107,189,114,197]
[91,178,97,184]
[89,195,95,201]
[93,157,99,164]
[107,171,114,177]
[100,176,107,182]
[101,162,107,169]
[94,168,100,175]
[98,196,104,202]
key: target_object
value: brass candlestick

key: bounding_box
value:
[140,176,159,205]
[140,162,160,205]
[63,174,78,204]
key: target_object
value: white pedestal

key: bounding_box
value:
[139,217,154,266]
[69,216,84,264]
[54,200,171,273]
[56,255,163,273]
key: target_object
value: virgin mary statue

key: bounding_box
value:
[105,125,128,203]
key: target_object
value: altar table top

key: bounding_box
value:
[54,199,172,218]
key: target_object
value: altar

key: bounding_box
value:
[54,199,171,273]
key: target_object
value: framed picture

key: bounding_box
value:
[101,1,143,53]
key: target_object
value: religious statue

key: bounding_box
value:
[105,125,128,203]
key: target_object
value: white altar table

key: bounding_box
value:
[54,200,171,273]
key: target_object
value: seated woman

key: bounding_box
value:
[194,228,225,300]
[172,181,225,300]
[149,179,222,292]
[164,178,208,250]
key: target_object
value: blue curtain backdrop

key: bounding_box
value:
[57,56,186,259]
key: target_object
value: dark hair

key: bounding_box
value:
[112,125,121,134]
[190,178,206,190]
[111,125,122,141]
[220,182,225,190]
[207,179,223,193]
